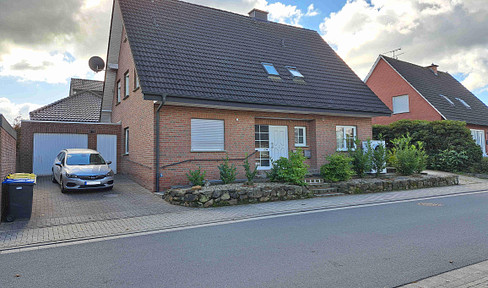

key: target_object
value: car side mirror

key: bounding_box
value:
[55,161,62,167]
[107,161,112,165]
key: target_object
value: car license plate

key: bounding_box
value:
[85,181,101,185]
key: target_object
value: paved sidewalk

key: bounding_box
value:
[402,260,488,287]
[1,174,487,251]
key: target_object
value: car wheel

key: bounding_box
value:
[51,171,57,183]
[60,176,67,194]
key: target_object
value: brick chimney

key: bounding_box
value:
[427,63,439,76]
[248,9,268,21]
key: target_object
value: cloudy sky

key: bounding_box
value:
[1,0,487,124]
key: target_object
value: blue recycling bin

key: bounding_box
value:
[2,177,36,222]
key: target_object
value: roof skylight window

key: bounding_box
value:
[286,66,304,78]
[456,98,471,109]
[262,63,279,76]
[440,94,454,106]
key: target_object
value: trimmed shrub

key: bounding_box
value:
[431,149,469,172]
[389,134,428,175]
[186,167,206,186]
[242,154,258,185]
[349,139,372,178]
[373,120,482,171]
[267,148,308,186]
[320,153,354,182]
[218,156,237,184]
[371,142,387,177]
[471,157,488,174]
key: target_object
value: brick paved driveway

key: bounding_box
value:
[1,175,186,232]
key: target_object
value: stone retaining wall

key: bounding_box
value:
[165,175,459,208]
[323,175,459,194]
[165,183,312,208]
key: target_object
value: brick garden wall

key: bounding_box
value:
[19,121,121,173]
[366,58,443,125]
[0,115,17,198]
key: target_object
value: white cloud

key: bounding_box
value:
[320,0,488,92]
[0,98,41,124]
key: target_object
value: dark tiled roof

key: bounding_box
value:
[69,78,103,96]
[29,91,102,122]
[382,56,488,126]
[118,0,391,116]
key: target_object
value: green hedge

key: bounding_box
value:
[373,120,482,171]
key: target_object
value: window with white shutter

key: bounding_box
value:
[191,119,225,151]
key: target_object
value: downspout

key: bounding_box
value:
[155,94,166,192]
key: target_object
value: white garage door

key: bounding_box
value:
[97,134,117,173]
[33,133,88,176]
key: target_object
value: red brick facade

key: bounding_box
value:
[366,58,488,155]
[1,120,17,196]
[366,58,443,125]
[19,121,121,173]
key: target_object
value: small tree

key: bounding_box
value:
[371,142,387,177]
[186,167,206,186]
[218,155,237,184]
[267,148,308,186]
[242,154,258,185]
[349,139,372,178]
[389,134,428,175]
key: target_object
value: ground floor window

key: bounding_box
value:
[124,127,129,154]
[294,126,306,147]
[336,126,357,151]
[255,125,270,169]
[471,129,486,155]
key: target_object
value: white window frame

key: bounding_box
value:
[191,119,225,152]
[336,126,357,151]
[286,66,304,78]
[117,80,121,103]
[392,95,409,114]
[124,127,129,155]
[255,125,271,170]
[456,98,471,109]
[294,126,307,147]
[261,62,279,76]
[471,129,486,156]
[440,94,454,106]
[124,71,130,98]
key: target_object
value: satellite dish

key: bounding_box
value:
[88,56,105,73]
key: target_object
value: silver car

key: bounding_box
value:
[51,149,115,193]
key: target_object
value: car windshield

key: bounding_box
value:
[66,153,106,166]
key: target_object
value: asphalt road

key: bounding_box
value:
[2,191,488,288]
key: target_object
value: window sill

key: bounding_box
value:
[123,153,129,156]
[133,87,140,92]
[123,95,129,100]
[190,150,227,153]
[392,111,409,115]
[295,145,308,148]
[115,101,121,106]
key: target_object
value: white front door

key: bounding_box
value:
[471,129,486,156]
[97,134,117,173]
[269,126,288,163]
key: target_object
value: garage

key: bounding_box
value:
[33,133,88,175]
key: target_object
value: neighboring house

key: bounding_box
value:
[102,0,391,191]
[19,78,121,177]
[366,55,488,156]
[0,114,17,201]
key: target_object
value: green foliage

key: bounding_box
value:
[431,149,469,172]
[218,156,237,184]
[373,120,482,171]
[186,167,206,186]
[471,157,488,174]
[242,154,258,185]
[267,148,308,186]
[348,139,372,178]
[320,153,354,182]
[389,134,428,175]
[371,142,387,177]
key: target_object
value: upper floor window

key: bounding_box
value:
[116,80,121,103]
[294,126,306,147]
[336,126,357,151]
[456,98,471,109]
[124,71,130,98]
[286,66,304,78]
[191,119,225,152]
[392,95,409,114]
[440,94,454,106]
[134,69,140,90]
[261,63,279,76]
